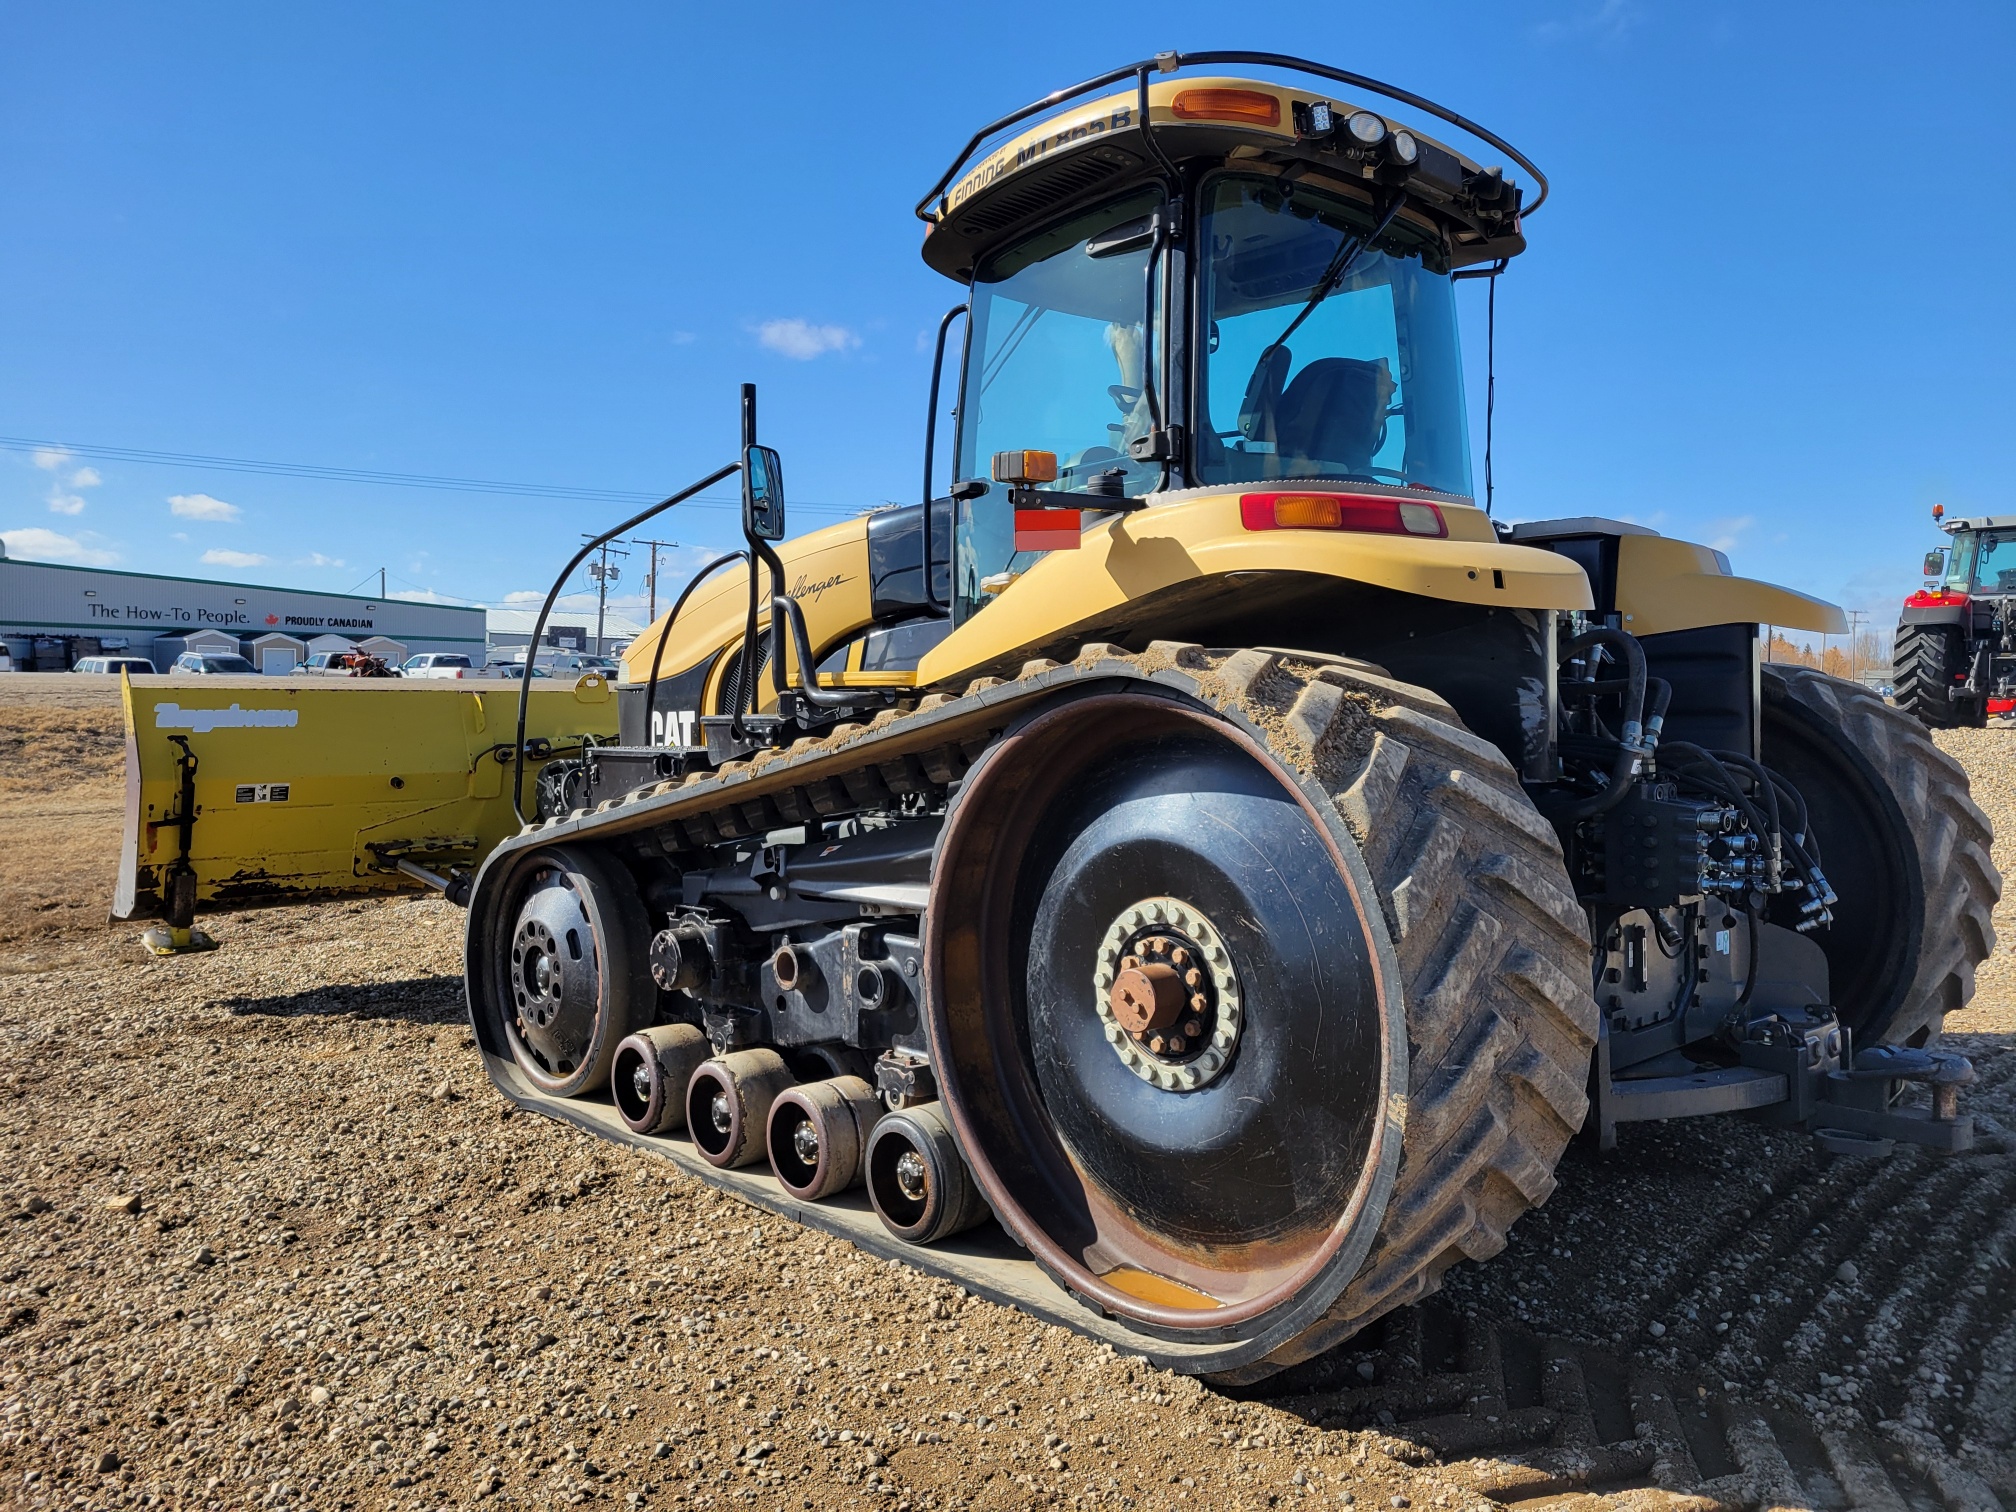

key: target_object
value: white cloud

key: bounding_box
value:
[2,526,119,566]
[1703,514,1755,554]
[1534,0,1643,41]
[501,589,546,604]
[671,330,697,346]
[47,490,86,516]
[170,492,242,522]
[30,446,71,471]
[70,465,102,488]
[201,548,269,568]
[756,318,860,360]
[389,588,460,604]
[296,552,346,568]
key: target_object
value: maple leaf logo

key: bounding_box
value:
[265,614,280,626]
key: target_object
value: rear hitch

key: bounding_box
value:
[1807,1043,1976,1157]
[1590,1007,1976,1157]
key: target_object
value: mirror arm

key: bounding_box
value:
[511,458,741,826]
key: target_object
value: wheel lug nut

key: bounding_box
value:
[1184,968,1203,988]
[1147,1035,1168,1054]
[1171,947,1190,967]
[1190,993,1209,1013]
[1182,1017,1202,1037]
[1121,955,1141,971]
[1166,1035,1187,1054]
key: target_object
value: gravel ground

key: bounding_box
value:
[0,684,2009,1511]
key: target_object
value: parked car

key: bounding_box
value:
[475,661,553,679]
[73,656,158,676]
[401,653,476,679]
[301,650,399,677]
[174,653,258,675]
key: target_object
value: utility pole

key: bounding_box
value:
[634,538,680,623]
[1845,609,1869,681]
[379,567,386,599]
[581,537,629,655]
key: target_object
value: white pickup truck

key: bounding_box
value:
[399,653,479,679]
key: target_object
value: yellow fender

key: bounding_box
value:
[1613,535,1846,637]
[920,493,1592,683]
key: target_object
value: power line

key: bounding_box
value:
[0,432,865,515]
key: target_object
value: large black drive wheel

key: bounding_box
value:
[1892,622,1971,729]
[1761,664,1999,1045]
[924,646,1596,1380]
[481,845,654,1097]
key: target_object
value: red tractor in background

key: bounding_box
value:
[1894,505,2016,727]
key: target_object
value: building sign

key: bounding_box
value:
[84,601,373,631]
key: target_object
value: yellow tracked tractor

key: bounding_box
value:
[117,52,1999,1381]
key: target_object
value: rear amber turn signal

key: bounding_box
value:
[1170,88,1282,128]
[992,450,1058,485]
[1239,492,1447,538]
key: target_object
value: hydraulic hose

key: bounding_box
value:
[1544,627,1653,821]
[1560,628,1648,751]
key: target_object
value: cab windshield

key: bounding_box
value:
[955,188,1165,619]
[1195,175,1471,497]
[1950,531,2016,593]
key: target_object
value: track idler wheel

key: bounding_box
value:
[610,1024,711,1134]
[866,1103,988,1244]
[492,846,653,1098]
[685,1049,794,1169]
[767,1075,882,1200]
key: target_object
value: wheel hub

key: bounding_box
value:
[1092,897,1242,1090]
[506,867,603,1079]
[791,1119,821,1165]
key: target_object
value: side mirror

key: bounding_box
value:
[1924,548,1948,577]
[743,445,786,541]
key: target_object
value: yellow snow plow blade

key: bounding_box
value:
[112,673,619,920]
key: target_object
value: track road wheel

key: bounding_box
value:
[1891,623,1968,728]
[492,846,653,1098]
[1761,664,2000,1045]
[924,646,1596,1379]
[866,1103,989,1243]
[685,1050,794,1169]
[768,1075,882,1200]
[611,1024,710,1134]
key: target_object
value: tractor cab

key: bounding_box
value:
[1925,512,2016,599]
[917,59,1538,621]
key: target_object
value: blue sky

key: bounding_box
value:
[3,2,2011,631]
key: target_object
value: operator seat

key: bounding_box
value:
[1272,356,1396,477]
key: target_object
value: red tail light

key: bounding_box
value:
[1239,492,1447,538]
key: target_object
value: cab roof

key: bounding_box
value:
[918,54,1541,283]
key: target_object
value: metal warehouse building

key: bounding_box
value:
[0,550,486,672]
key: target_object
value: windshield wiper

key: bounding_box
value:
[1260,196,1407,359]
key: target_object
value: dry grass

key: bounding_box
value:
[0,676,126,972]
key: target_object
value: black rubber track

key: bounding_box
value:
[1760,664,1999,1046]
[1194,647,1598,1381]
[465,642,1597,1379]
